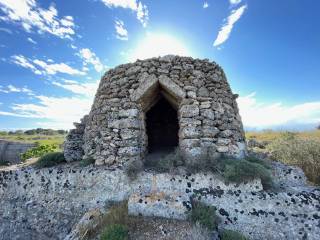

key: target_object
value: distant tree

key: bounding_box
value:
[317,124,320,130]
[57,130,67,134]
[14,130,24,135]
[24,129,36,135]
[0,131,8,136]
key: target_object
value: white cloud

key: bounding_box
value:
[115,20,128,40]
[27,37,36,44]
[8,95,92,129]
[11,54,41,74]
[52,80,99,97]
[229,0,242,5]
[0,27,12,34]
[213,4,247,47]
[0,84,34,95]
[101,0,148,27]
[11,54,85,75]
[78,48,104,72]
[237,92,320,129]
[0,0,75,39]
[203,2,209,8]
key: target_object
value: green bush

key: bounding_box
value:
[35,152,66,168]
[220,229,248,240]
[21,144,58,161]
[223,159,273,189]
[188,201,219,231]
[100,224,128,240]
[0,160,9,166]
[80,157,95,167]
[268,134,320,184]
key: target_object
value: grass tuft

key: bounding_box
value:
[35,152,66,168]
[100,224,128,240]
[220,229,248,240]
[188,200,219,231]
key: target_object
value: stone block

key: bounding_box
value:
[128,192,191,220]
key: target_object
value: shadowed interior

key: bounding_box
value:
[146,96,179,153]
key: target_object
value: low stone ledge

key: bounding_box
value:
[128,191,191,220]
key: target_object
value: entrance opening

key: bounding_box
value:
[146,96,179,153]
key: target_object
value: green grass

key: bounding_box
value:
[246,130,320,142]
[222,158,273,189]
[0,134,65,147]
[188,201,219,231]
[21,144,59,161]
[220,229,248,240]
[35,152,66,168]
[100,224,128,240]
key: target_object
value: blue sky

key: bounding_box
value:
[0,0,319,130]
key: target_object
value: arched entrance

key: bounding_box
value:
[146,96,179,153]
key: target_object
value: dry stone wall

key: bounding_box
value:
[64,55,246,166]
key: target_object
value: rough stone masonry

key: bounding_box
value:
[64,55,246,166]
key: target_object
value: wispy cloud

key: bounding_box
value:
[115,20,128,40]
[52,80,99,97]
[11,55,85,75]
[203,2,209,9]
[213,4,247,47]
[101,0,149,27]
[0,27,12,34]
[78,48,104,72]
[0,0,75,39]
[8,95,92,129]
[229,0,242,6]
[27,37,37,44]
[237,92,320,129]
[0,84,34,95]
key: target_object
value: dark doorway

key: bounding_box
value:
[146,96,179,153]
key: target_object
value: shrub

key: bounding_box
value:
[188,201,219,231]
[220,229,248,240]
[223,159,273,189]
[124,160,143,180]
[21,144,58,161]
[268,135,320,184]
[0,160,9,166]
[146,148,184,173]
[35,152,66,168]
[80,157,95,167]
[100,224,128,240]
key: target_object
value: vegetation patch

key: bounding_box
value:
[100,224,128,240]
[0,160,9,166]
[79,157,95,167]
[188,200,219,231]
[21,144,58,161]
[222,158,273,189]
[220,229,248,240]
[268,132,320,184]
[35,152,66,168]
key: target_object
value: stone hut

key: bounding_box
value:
[64,55,246,166]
